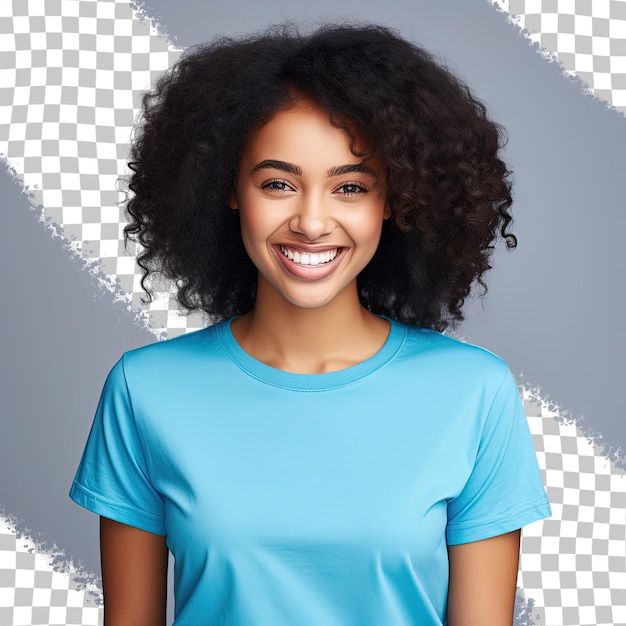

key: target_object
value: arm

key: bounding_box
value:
[100,516,169,626]
[447,529,520,626]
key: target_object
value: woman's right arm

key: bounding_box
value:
[100,517,169,626]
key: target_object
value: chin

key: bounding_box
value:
[283,294,337,309]
[275,284,348,310]
[258,272,358,311]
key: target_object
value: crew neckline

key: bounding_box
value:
[217,317,406,391]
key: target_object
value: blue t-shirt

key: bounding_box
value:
[70,318,551,625]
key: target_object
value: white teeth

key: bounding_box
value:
[280,246,338,266]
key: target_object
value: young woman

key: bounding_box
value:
[70,24,551,625]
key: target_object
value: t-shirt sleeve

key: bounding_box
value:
[69,356,167,535]
[446,368,551,545]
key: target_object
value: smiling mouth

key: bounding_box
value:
[279,245,340,266]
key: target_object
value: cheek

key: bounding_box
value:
[350,208,386,245]
[239,215,264,259]
[237,200,279,262]
[237,193,264,242]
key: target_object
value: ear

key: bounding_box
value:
[229,192,238,211]
[383,203,392,220]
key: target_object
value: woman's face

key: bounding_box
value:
[232,101,389,310]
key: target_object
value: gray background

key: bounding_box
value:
[105,0,626,459]
[1,0,624,622]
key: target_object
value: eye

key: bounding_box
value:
[261,179,295,194]
[334,182,367,196]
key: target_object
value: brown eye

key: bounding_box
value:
[335,182,367,196]
[262,179,295,193]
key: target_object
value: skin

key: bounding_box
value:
[100,517,168,626]
[447,530,521,625]
[100,100,521,625]
[230,100,391,373]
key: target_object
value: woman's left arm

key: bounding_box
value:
[447,529,521,626]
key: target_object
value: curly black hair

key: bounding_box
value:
[124,23,515,331]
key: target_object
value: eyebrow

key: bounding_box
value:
[251,159,378,179]
[252,159,302,176]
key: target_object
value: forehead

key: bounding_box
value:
[241,100,368,164]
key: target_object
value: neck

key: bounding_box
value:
[230,277,390,374]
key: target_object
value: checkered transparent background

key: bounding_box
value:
[1,1,625,624]
[0,518,102,626]
[490,0,626,113]
[519,393,626,625]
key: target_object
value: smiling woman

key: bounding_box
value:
[233,101,388,312]
[69,23,551,626]
[230,101,391,372]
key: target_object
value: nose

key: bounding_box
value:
[288,192,334,240]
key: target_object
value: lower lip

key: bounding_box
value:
[274,246,347,280]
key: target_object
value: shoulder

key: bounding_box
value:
[126,321,223,359]
[114,321,229,384]
[97,321,236,415]
[394,320,511,384]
